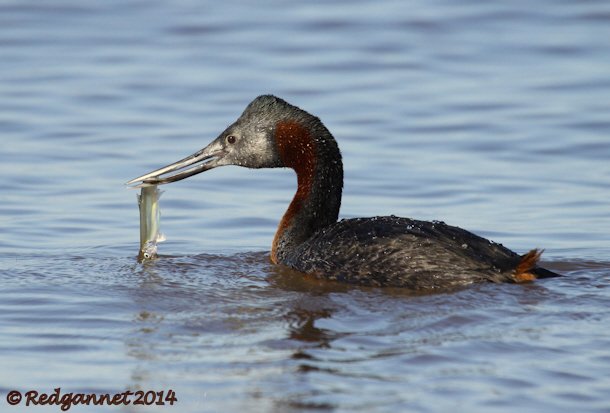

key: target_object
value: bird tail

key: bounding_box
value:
[513,248,561,282]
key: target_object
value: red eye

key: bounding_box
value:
[227,135,236,144]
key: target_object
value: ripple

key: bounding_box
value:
[1,0,610,411]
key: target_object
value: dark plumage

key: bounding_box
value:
[286,216,552,289]
[128,95,560,289]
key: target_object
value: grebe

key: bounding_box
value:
[127,95,559,289]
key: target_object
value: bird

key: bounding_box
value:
[127,95,560,290]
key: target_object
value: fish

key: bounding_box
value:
[137,185,166,261]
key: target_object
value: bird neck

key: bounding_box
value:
[271,120,343,264]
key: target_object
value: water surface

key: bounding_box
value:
[1,1,610,412]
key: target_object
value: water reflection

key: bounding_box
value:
[2,0,610,410]
[286,306,336,346]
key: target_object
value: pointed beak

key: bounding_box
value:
[126,141,225,188]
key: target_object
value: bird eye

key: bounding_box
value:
[227,135,236,144]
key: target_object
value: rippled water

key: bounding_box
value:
[1,1,610,412]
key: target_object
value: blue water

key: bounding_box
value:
[1,1,610,412]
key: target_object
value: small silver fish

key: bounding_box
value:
[137,185,165,261]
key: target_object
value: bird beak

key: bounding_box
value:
[126,140,225,188]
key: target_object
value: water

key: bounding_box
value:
[1,0,610,411]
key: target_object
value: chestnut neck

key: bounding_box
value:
[271,120,343,264]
